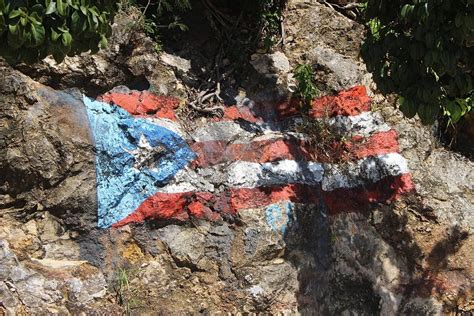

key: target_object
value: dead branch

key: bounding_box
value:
[320,0,362,20]
[201,0,234,29]
[188,82,225,115]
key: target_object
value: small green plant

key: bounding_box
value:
[295,113,349,163]
[124,0,190,52]
[257,0,284,49]
[292,65,350,162]
[115,268,130,311]
[294,63,319,113]
[113,267,143,314]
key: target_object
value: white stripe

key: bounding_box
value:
[329,111,391,137]
[157,153,409,193]
[190,111,391,143]
[321,153,409,191]
[146,117,187,139]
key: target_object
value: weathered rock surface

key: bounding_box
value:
[285,0,366,94]
[0,226,114,314]
[0,66,97,231]
[250,52,291,77]
[0,0,472,314]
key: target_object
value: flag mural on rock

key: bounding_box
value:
[84,86,415,228]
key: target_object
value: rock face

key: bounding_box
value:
[250,52,291,76]
[0,0,473,314]
[0,67,97,230]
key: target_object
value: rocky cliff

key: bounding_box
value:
[0,0,472,314]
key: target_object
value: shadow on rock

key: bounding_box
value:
[280,189,471,315]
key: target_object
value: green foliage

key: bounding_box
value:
[294,63,319,113]
[235,0,285,51]
[443,95,473,124]
[113,267,143,315]
[255,0,284,49]
[145,0,190,32]
[128,0,190,43]
[361,0,474,124]
[115,267,130,300]
[0,0,118,63]
[296,114,348,163]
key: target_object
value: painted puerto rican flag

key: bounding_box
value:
[84,86,414,228]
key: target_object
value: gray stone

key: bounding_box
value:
[414,150,474,229]
[158,225,206,269]
[0,282,18,315]
[0,241,17,280]
[250,51,291,76]
[160,52,192,73]
[308,45,364,90]
[67,274,107,303]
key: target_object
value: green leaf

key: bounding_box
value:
[0,0,118,63]
[57,0,65,16]
[30,4,44,15]
[45,2,56,15]
[62,31,72,47]
[88,6,98,16]
[398,96,418,118]
[8,23,17,33]
[51,28,60,41]
[71,10,80,31]
[0,13,5,35]
[29,12,42,25]
[86,13,95,31]
[91,11,98,25]
[99,34,107,49]
[30,23,45,46]
[401,4,413,18]
[57,25,69,32]
[417,103,439,124]
[69,0,79,8]
[8,24,25,49]
[446,101,463,123]
[52,49,66,63]
[8,10,22,19]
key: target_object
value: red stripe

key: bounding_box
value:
[190,130,399,167]
[99,86,371,123]
[323,173,414,215]
[220,106,261,123]
[311,85,371,118]
[273,86,371,119]
[112,173,414,227]
[99,90,180,120]
[349,129,400,159]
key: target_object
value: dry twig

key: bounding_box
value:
[320,0,362,19]
[188,82,225,115]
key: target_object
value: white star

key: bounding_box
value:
[125,134,165,171]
